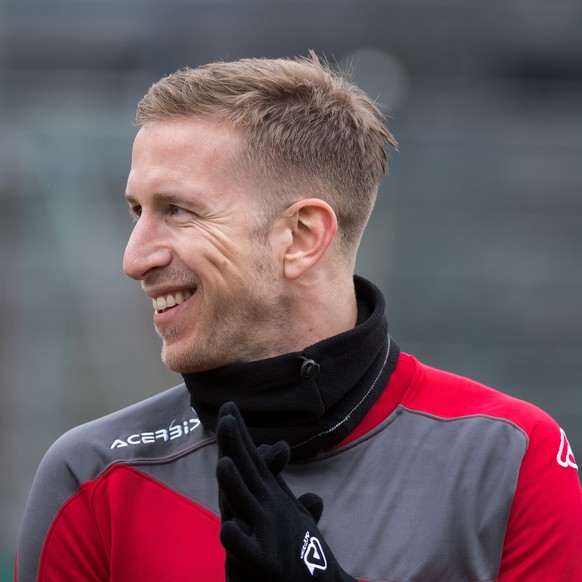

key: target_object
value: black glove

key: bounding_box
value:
[218,438,324,582]
[216,402,357,581]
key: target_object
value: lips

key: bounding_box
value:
[152,289,194,313]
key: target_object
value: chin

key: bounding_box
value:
[161,343,224,374]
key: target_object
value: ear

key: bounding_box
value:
[279,198,338,280]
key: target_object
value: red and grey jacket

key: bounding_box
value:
[16,279,582,581]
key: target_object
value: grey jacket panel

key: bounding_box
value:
[17,384,205,582]
[282,406,527,581]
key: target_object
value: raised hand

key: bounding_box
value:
[216,402,356,581]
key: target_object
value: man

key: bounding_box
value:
[16,54,582,581]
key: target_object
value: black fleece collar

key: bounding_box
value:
[183,276,399,460]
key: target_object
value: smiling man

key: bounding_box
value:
[16,54,582,581]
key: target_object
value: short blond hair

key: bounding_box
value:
[136,53,397,254]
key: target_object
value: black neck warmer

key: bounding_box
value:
[183,276,399,460]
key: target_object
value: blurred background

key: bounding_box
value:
[1,0,581,575]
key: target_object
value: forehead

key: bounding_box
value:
[127,118,252,208]
[131,118,243,171]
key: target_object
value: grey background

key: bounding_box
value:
[1,1,581,574]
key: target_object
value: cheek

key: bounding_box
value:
[175,221,267,282]
[195,224,248,262]
[174,231,222,270]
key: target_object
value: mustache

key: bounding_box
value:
[141,269,200,290]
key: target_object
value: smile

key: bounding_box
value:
[152,289,195,312]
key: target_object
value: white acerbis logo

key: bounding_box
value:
[301,531,327,575]
[110,418,201,449]
[557,427,578,469]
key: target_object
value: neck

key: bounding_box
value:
[276,271,359,354]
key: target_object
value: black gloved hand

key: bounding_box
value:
[216,402,357,581]
[218,439,324,582]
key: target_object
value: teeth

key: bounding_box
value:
[152,290,194,311]
[153,296,167,310]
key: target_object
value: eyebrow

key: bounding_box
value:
[124,191,190,206]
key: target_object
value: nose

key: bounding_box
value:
[123,216,172,280]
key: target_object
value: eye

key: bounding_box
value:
[129,204,142,221]
[169,204,185,215]
[168,204,195,218]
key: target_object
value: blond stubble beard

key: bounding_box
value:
[158,249,293,374]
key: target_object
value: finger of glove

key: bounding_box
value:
[216,405,272,491]
[218,488,233,522]
[217,401,242,423]
[257,440,290,476]
[217,455,263,523]
[297,492,324,523]
[220,519,261,567]
[257,441,301,504]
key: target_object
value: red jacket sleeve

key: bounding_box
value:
[16,464,225,581]
[498,416,582,580]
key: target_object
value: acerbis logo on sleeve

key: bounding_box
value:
[110,418,201,449]
[557,427,578,469]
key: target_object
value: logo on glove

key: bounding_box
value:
[301,531,328,575]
